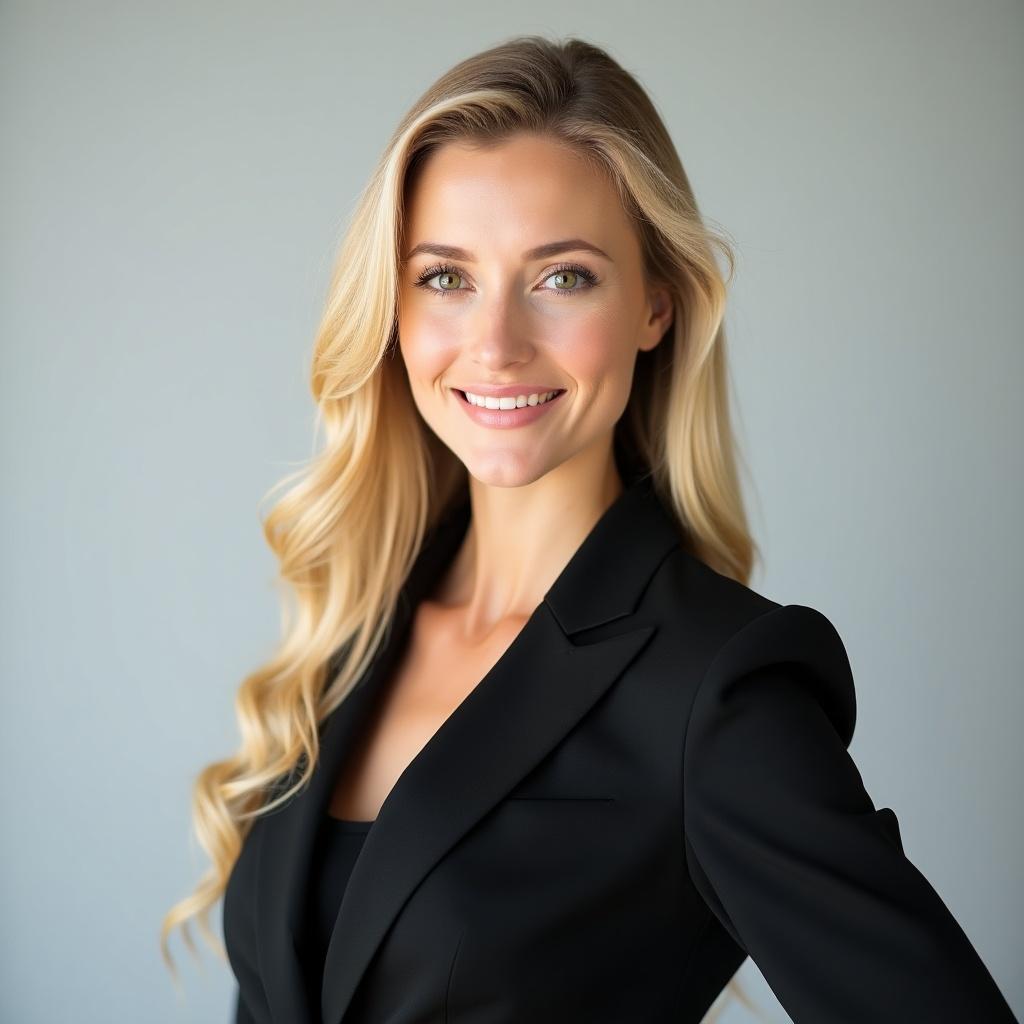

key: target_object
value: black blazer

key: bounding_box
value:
[223,473,1017,1024]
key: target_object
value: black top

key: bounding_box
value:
[297,815,374,1022]
[225,473,1019,1023]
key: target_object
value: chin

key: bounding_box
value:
[459,452,558,490]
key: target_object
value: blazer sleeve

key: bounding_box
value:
[682,603,1018,1023]
[232,984,261,1024]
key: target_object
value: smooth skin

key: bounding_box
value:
[397,131,675,645]
[329,133,676,821]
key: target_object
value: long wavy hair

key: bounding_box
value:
[161,33,761,1021]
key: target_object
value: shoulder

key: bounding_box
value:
[646,547,856,748]
[696,601,856,747]
[648,543,781,633]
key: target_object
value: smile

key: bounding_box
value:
[464,389,562,408]
[453,387,567,429]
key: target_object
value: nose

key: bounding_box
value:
[463,299,535,368]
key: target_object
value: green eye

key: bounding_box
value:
[542,263,599,294]
[413,264,465,297]
[413,260,599,300]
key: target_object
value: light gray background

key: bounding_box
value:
[2,2,1020,1022]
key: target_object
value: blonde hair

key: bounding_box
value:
[161,33,761,1017]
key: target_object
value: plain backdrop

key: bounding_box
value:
[1,2,1021,1022]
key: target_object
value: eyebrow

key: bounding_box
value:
[402,238,613,264]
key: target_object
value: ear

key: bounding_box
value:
[639,284,675,352]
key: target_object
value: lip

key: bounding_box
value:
[453,387,567,429]
[453,383,563,398]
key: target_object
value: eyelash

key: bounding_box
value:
[412,261,600,299]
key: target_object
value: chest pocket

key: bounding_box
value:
[503,773,617,802]
[501,742,619,803]
[504,786,615,801]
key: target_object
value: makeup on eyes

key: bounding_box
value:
[413,262,599,298]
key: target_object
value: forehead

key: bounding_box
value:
[402,135,630,255]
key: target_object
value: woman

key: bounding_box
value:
[161,35,1017,1024]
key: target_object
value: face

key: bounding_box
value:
[397,132,673,489]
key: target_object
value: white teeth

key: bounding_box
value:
[464,390,561,409]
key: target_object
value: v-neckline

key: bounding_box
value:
[321,563,546,838]
[310,468,675,856]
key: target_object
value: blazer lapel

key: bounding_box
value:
[255,472,684,1024]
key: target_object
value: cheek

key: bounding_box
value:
[557,311,635,398]
[397,309,457,383]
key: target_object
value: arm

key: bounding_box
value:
[682,603,1017,1023]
